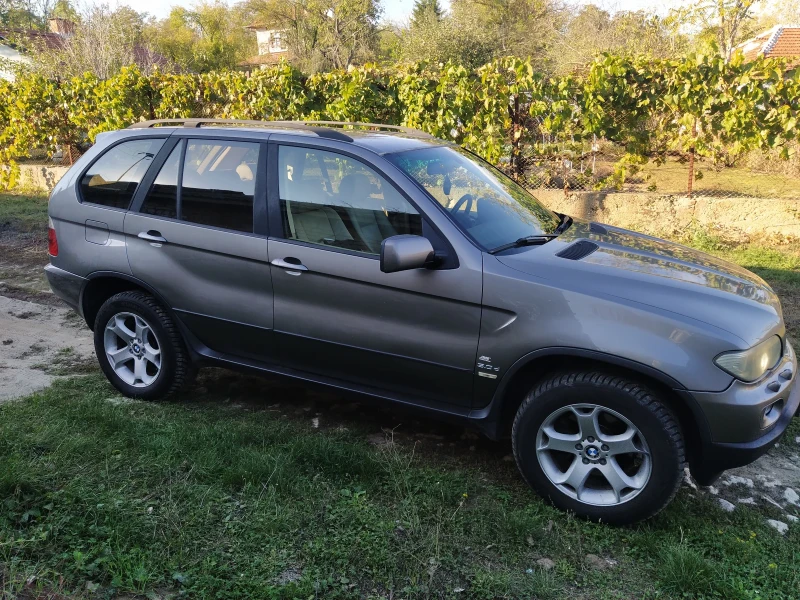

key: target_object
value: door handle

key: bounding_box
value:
[271,258,308,272]
[138,231,167,244]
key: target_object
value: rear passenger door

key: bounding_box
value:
[267,143,482,407]
[124,136,274,361]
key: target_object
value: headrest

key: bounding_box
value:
[339,173,374,200]
[236,163,254,181]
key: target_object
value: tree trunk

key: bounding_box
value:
[508,94,523,181]
[687,118,697,198]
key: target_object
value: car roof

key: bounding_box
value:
[123,119,448,155]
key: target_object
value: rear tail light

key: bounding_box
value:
[48,217,58,257]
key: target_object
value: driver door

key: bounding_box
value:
[267,143,482,407]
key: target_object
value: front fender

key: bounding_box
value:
[474,254,740,402]
[468,346,712,442]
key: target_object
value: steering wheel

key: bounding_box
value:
[450,193,476,214]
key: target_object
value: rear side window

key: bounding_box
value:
[139,139,259,234]
[182,140,259,233]
[81,138,165,209]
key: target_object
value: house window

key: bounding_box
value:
[269,31,284,52]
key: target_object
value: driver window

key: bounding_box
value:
[278,146,422,254]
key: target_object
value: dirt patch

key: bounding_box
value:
[688,449,800,531]
[0,224,52,299]
[0,295,94,402]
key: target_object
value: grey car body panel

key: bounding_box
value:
[44,264,85,312]
[46,124,798,486]
[496,222,782,349]
[693,347,796,443]
[124,213,275,360]
[47,129,172,281]
[268,237,481,406]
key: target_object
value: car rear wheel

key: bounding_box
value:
[94,291,191,400]
[512,371,685,524]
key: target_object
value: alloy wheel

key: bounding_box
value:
[103,312,162,388]
[535,403,651,506]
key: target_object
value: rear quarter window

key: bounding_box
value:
[80,138,166,209]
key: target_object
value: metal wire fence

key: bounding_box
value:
[13,137,800,203]
[516,139,800,200]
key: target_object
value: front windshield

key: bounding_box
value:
[386,146,561,250]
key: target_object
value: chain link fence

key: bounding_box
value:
[12,134,800,205]
[517,138,800,201]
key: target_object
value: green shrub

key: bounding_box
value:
[1,52,799,189]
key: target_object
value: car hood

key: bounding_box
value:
[495,221,783,346]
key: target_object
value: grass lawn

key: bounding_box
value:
[0,193,48,233]
[1,191,799,599]
[638,159,800,198]
[1,375,799,600]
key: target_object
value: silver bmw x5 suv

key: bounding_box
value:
[45,119,798,524]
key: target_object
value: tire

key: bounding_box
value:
[512,371,685,525]
[94,290,191,400]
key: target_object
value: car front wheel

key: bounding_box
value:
[512,371,685,524]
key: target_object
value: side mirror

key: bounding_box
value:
[380,235,435,274]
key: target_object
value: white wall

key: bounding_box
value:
[254,29,287,55]
[0,43,31,81]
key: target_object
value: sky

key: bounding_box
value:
[86,0,674,23]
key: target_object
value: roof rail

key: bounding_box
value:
[127,119,434,141]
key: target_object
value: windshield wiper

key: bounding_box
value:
[488,235,559,255]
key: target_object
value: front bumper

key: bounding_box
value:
[690,345,799,485]
[44,264,85,313]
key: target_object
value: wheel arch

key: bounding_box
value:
[80,272,173,331]
[477,348,710,468]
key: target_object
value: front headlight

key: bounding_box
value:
[714,335,782,382]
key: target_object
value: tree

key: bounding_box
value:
[246,0,381,72]
[411,0,443,28]
[0,0,64,30]
[396,15,497,68]
[20,4,160,79]
[142,1,255,72]
[398,0,563,69]
[50,0,78,22]
[749,0,800,33]
[449,0,564,65]
[549,5,686,74]
[674,0,763,61]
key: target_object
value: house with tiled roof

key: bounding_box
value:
[240,23,290,69]
[736,25,800,69]
[0,37,30,80]
[0,19,75,80]
[0,17,169,80]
